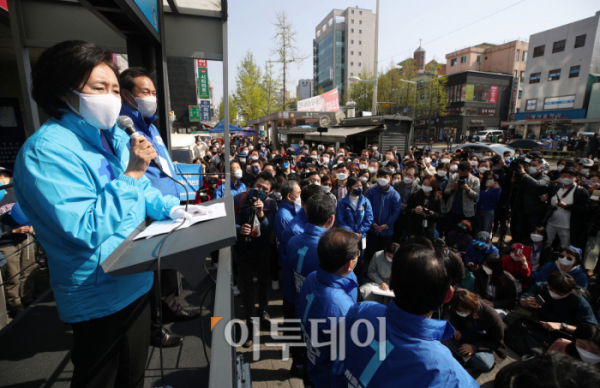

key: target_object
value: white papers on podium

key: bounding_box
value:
[371,287,395,298]
[133,202,226,240]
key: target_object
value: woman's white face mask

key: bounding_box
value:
[67,90,122,130]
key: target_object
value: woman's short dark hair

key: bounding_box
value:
[318,227,359,273]
[451,288,480,319]
[483,253,506,286]
[532,226,547,242]
[31,40,119,119]
[548,272,577,294]
[346,176,359,189]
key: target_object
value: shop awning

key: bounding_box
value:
[501,120,541,126]
[303,126,379,143]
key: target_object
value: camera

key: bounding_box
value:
[458,178,467,187]
[248,188,267,204]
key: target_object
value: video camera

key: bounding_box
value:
[509,153,532,176]
[248,188,267,204]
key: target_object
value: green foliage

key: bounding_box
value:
[347,67,374,113]
[233,51,266,120]
[218,95,237,124]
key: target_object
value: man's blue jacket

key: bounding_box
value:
[336,194,373,238]
[288,223,328,302]
[214,179,247,199]
[275,200,297,247]
[296,268,358,388]
[365,184,402,236]
[120,103,179,198]
[14,112,179,323]
[280,209,308,303]
[337,300,479,388]
[463,241,499,266]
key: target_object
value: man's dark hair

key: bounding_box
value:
[530,157,543,165]
[336,162,348,171]
[494,352,600,388]
[230,160,240,170]
[305,170,319,179]
[404,165,417,175]
[561,167,578,177]
[254,171,275,191]
[280,180,298,202]
[385,242,400,254]
[306,193,336,226]
[300,184,322,204]
[299,178,313,189]
[318,227,359,273]
[391,237,450,315]
[458,161,471,172]
[491,155,503,166]
[31,40,119,119]
[548,272,577,294]
[377,168,393,177]
[118,67,156,92]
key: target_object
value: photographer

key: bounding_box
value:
[242,158,262,188]
[406,175,442,240]
[511,157,550,243]
[233,172,278,340]
[194,167,221,204]
[444,161,481,237]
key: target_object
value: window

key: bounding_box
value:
[520,71,525,83]
[526,99,536,111]
[476,55,481,63]
[421,53,424,58]
[460,55,467,63]
[514,70,518,78]
[569,65,581,78]
[523,51,527,62]
[516,49,520,61]
[574,35,587,48]
[358,62,362,67]
[359,30,362,34]
[359,41,362,45]
[533,45,545,57]
[552,40,566,53]
[351,51,354,55]
[351,62,354,66]
[529,72,541,84]
[351,28,354,33]
[548,69,561,81]
[359,51,361,56]
[351,39,354,44]
[359,20,362,24]
[351,9,354,14]
[451,58,457,66]
[359,10,362,15]
[336,16,345,23]
[317,30,321,37]
[420,62,423,66]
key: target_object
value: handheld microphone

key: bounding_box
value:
[117,116,163,172]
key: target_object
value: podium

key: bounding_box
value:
[101,196,237,288]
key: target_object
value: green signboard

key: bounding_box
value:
[189,105,200,122]
[465,84,474,101]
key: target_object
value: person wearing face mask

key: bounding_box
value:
[448,159,460,174]
[192,135,208,159]
[511,158,550,243]
[539,246,588,289]
[475,170,501,234]
[501,243,532,293]
[364,168,402,268]
[577,157,594,179]
[214,161,247,199]
[527,226,556,280]
[469,157,479,175]
[334,162,350,200]
[463,232,499,273]
[489,155,511,241]
[447,220,474,252]
[541,167,589,249]
[473,253,518,318]
[336,176,374,284]
[547,323,600,369]
[435,165,449,191]
[548,158,569,182]
[391,166,421,242]
[242,159,262,188]
[406,176,442,240]
[444,161,481,238]
[359,242,399,303]
[295,140,305,155]
[419,154,437,179]
[16,41,201,385]
[447,289,507,372]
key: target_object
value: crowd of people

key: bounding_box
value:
[193,132,600,386]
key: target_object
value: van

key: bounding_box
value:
[472,129,505,142]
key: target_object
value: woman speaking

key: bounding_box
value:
[13,40,193,386]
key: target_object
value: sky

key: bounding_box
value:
[206,0,600,106]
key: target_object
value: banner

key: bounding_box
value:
[297,89,340,112]
[200,100,211,121]
[197,60,210,99]
[489,85,498,104]
[465,84,474,101]
[133,0,159,32]
[174,163,203,201]
[544,95,575,110]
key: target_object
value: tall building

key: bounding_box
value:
[313,7,376,100]
[297,79,314,100]
[516,11,600,135]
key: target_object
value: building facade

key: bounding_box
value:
[516,11,600,136]
[437,71,513,140]
[296,79,314,100]
[313,7,376,99]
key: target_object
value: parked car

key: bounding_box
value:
[507,139,543,151]
[471,129,505,142]
[452,143,516,159]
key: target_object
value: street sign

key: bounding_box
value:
[197,59,210,99]
[404,108,412,113]
[200,100,211,121]
[189,105,200,122]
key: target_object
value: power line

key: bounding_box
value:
[378,0,526,64]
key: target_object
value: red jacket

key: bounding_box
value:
[501,254,532,290]
[194,178,222,204]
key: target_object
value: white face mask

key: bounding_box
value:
[548,290,569,300]
[471,161,477,166]
[437,171,447,177]
[336,173,348,181]
[528,166,539,174]
[293,195,302,209]
[359,164,368,169]
[581,169,590,175]
[68,90,122,130]
[424,157,431,164]
[386,255,393,263]
[422,185,432,193]
[441,159,450,164]
[377,178,390,187]
[367,167,376,174]
[323,158,330,164]
[576,347,600,365]
[558,256,574,268]
[557,165,565,171]
[482,265,493,275]
[455,311,470,317]
[404,177,413,184]
[530,233,544,242]
[560,178,574,185]
[233,169,243,179]
[251,156,259,161]
[450,165,458,172]
[134,96,157,117]
[249,146,254,150]
[359,176,368,182]
[479,167,488,173]
[323,186,332,193]
[246,165,252,171]
[486,180,495,187]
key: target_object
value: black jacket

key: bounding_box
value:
[545,184,590,248]
[450,301,507,362]
[406,191,442,239]
[474,269,519,310]
[447,250,466,286]
[520,172,550,215]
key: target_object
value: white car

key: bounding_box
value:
[471,130,505,142]
[451,143,515,159]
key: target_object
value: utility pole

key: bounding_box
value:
[371,0,380,116]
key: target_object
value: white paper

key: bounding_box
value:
[134,202,226,240]
[371,287,395,298]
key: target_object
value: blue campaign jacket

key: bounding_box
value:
[120,104,179,198]
[338,300,479,388]
[275,200,297,246]
[14,112,179,323]
[539,262,588,289]
[337,194,374,238]
[365,184,402,236]
[463,241,499,266]
[280,209,309,303]
[214,179,247,199]
[288,223,328,301]
[296,268,358,388]
[233,191,277,252]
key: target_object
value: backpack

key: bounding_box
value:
[504,315,557,357]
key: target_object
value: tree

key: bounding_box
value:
[233,51,266,120]
[317,87,325,96]
[344,68,373,113]
[271,11,307,110]
[218,95,237,124]
[260,61,281,116]
[416,62,449,119]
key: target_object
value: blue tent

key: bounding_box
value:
[209,120,243,133]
